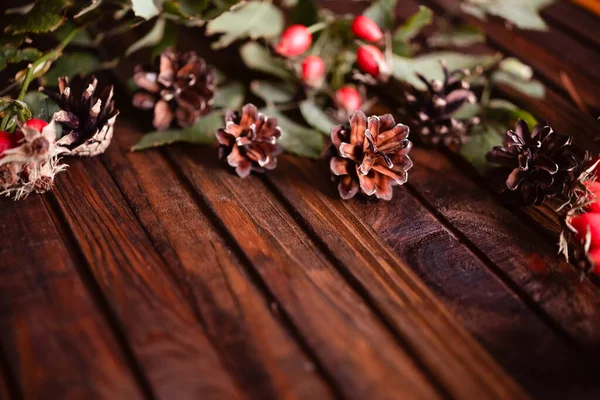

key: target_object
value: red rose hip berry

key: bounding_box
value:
[584,180,600,214]
[275,25,312,57]
[569,213,600,249]
[24,118,48,132]
[301,56,325,87]
[0,131,14,156]
[356,45,388,79]
[352,16,383,42]
[335,86,362,114]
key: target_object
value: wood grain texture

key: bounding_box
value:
[422,0,600,111]
[167,145,445,400]
[51,159,241,399]
[543,1,600,49]
[408,147,600,346]
[269,156,595,399]
[100,118,335,400]
[0,195,144,399]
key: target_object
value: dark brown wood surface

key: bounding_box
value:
[1,0,600,399]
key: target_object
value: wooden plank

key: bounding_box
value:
[0,195,145,399]
[167,146,446,400]
[51,158,242,399]
[268,156,596,399]
[0,356,13,400]
[407,147,600,344]
[100,118,335,399]
[422,0,600,110]
[543,1,600,50]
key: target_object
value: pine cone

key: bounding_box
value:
[329,110,413,201]
[44,76,119,157]
[403,62,478,147]
[486,120,579,205]
[132,48,215,130]
[216,104,282,178]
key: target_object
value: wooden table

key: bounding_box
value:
[1,1,600,399]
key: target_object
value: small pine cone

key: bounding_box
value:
[216,104,282,178]
[132,48,216,130]
[486,120,579,205]
[0,163,19,188]
[44,76,119,157]
[403,62,478,147]
[329,110,413,201]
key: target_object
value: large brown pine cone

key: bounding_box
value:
[133,48,215,130]
[486,120,579,205]
[44,76,119,157]
[330,110,413,201]
[216,104,282,178]
[403,62,478,147]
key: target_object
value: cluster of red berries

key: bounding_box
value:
[567,158,600,275]
[274,15,388,117]
[0,120,46,157]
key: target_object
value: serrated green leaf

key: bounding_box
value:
[461,0,553,31]
[292,0,318,26]
[491,70,545,99]
[394,6,432,42]
[178,0,210,16]
[265,108,324,158]
[251,80,295,104]
[363,0,398,30]
[460,122,504,173]
[240,42,292,80]
[498,57,533,80]
[131,0,162,20]
[0,47,42,71]
[151,19,178,58]
[132,110,223,151]
[299,100,336,134]
[427,26,485,47]
[392,52,501,88]
[6,0,68,34]
[213,81,245,109]
[126,17,166,57]
[206,1,284,49]
[43,52,116,84]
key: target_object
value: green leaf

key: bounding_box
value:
[213,81,245,109]
[299,100,336,134]
[43,52,117,84]
[394,6,432,42]
[131,110,223,151]
[491,70,545,99]
[23,91,60,121]
[292,0,319,26]
[206,1,284,49]
[126,17,166,57]
[498,57,533,80]
[74,0,103,18]
[265,108,324,158]
[240,42,292,80]
[485,99,537,129]
[54,21,96,47]
[151,19,178,58]
[251,80,295,104]
[460,122,504,174]
[363,0,398,30]
[6,0,68,34]
[392,52,501,88]
[461,0,553,31]
[0,47,42,71]
[177,0,210,17]
[131,0,162,20]
[427,26,485,47]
